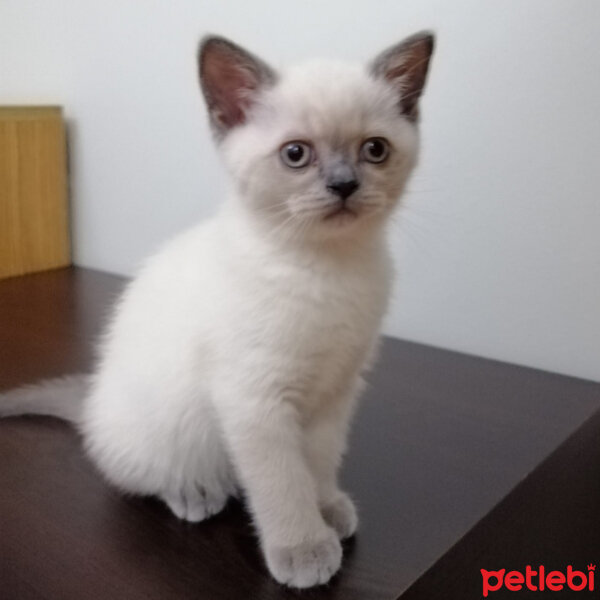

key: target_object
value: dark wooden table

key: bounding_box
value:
[1,267,599,599]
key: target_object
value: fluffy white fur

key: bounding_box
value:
[0,34,433,588]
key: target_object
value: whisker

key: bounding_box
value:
[390,213,433,258]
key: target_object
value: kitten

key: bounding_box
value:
[0,33,434,587]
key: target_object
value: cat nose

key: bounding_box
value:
[327,179,360,200]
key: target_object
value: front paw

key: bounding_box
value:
[265,528,342,588]
[321,492,358,539]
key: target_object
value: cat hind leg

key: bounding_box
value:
[321,490,358,539]
[161,482,229,523]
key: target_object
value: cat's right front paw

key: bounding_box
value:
[265,528,342,588]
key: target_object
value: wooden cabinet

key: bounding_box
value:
[0,106,70,279]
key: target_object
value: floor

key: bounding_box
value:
[1,267,599,599]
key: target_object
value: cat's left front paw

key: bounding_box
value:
[321,492,358,539]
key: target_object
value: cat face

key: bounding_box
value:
[199,34,434,244]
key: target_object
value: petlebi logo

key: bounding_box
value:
[481,564,595,596]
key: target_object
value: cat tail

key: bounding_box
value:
[0,374,89,424]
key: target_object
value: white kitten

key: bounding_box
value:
[0,33,434,588]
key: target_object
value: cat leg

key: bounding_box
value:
[320,492,358,541]
[161,482,229,523]
[215,388,342,588]
[304,385,362,540]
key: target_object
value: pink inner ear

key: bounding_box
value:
[386,46,431,119]
[386,49,428,90]
[204,54,256,128]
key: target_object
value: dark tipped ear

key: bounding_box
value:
[370,31,435,122]
[198,36,277,138]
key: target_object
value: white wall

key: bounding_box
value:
[2,0,599,381]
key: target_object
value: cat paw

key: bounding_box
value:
[161,483,228,522]
[265,528,342,588]
[321,492,358,539]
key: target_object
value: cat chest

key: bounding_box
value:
[225,271,386,396]
[255,270,381,340]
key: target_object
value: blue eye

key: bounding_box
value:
[280,141,312,168]
[360,137,390,163]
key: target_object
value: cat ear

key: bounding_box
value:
[370,32,435,122]
[198,36,277,138]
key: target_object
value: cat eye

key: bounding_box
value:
[360,138,390,164]
[280,141,313,169]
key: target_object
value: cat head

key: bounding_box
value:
[198,33,434,245]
